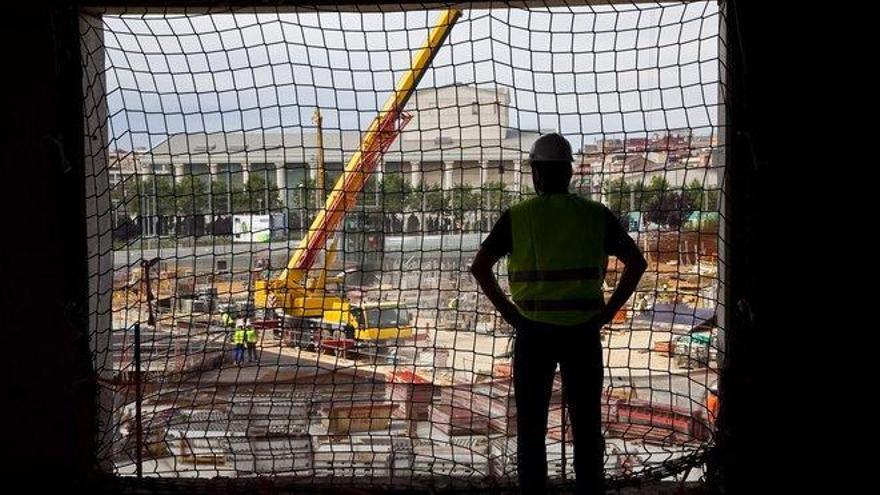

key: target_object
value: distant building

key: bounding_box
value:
[577,130,721,201]
[108,85,722,221]
[112,85,543,212]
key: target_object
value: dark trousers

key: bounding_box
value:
[247,342,257,361]
[514,319,605,494]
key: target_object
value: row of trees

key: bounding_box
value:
[110,174,527,220]
[604,176,720,230]
[110,174,284,216]
[374,175,525,219]
[110,172,719,233]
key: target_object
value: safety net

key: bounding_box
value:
[81,0,726,489]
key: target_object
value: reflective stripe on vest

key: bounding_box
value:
[508,194,607,325]
[514,298,604,312]
[245,328,257,344]
[233,329,245,344]
[508,267,602,283]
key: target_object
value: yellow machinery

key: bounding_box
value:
[255,9,461,347]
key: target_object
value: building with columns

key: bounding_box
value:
[121,85,543,212]
[110,84,720,220]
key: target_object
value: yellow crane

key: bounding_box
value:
[254,9,461,352]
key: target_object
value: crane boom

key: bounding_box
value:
[279,8,462,286]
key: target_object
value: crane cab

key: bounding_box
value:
[351,302,413,341]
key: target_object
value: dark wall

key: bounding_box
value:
[0,1,799,490]
[0,5,96,485]
[711,1,808,492]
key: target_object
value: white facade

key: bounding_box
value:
[109,84,720,211]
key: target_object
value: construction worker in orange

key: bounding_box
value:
[706,381,719,423]
[471,133,647,494]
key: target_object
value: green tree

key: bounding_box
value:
[285,177,318,210]
[646,191,694,230]
[682,179,720,227]
[110,176,178,218]
[175,175,209,215]
[378,173,412,214]
[706,189,720,212]
[407,183,444,213]
[110,177,141,217]
[358,174,380,209]
[684,179,705,211]
[230,184,249,214]
[481,181,514,213]
[145,175,176,216]
[228,175,283,214]
[255,174,284,212]
[639,176,670,219]
[639,177,700,230]
[210,179,231,215]
[604,177,632,223]
[424,184,445,212]
[686,179,722,212]
[445,185,480,227]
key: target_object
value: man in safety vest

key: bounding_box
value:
[232,325,246,366]
[245,321,259,363]
[221,311,234,328]
[471,133,647,494]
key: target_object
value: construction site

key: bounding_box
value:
[3,0,781,492]
[85,4,726,488]
[107,227,719,483]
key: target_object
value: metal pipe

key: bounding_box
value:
[133,322,143,478]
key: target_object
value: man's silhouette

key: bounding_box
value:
[470,133,647,494]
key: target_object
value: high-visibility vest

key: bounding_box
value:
[508,194,607,325]
[245,327,258,344]
[233,328,245,345]
[221,312,234,327]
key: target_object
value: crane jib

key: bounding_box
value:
[280,8,461,280]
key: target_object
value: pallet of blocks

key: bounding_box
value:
[388,369,434,421]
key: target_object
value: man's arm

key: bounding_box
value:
[470,247,524,328]
[598,229,648,326]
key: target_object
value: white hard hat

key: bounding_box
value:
[529,133,573,163]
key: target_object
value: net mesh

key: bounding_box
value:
[81,0,726,488]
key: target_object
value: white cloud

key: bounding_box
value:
[100,2,720,152]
